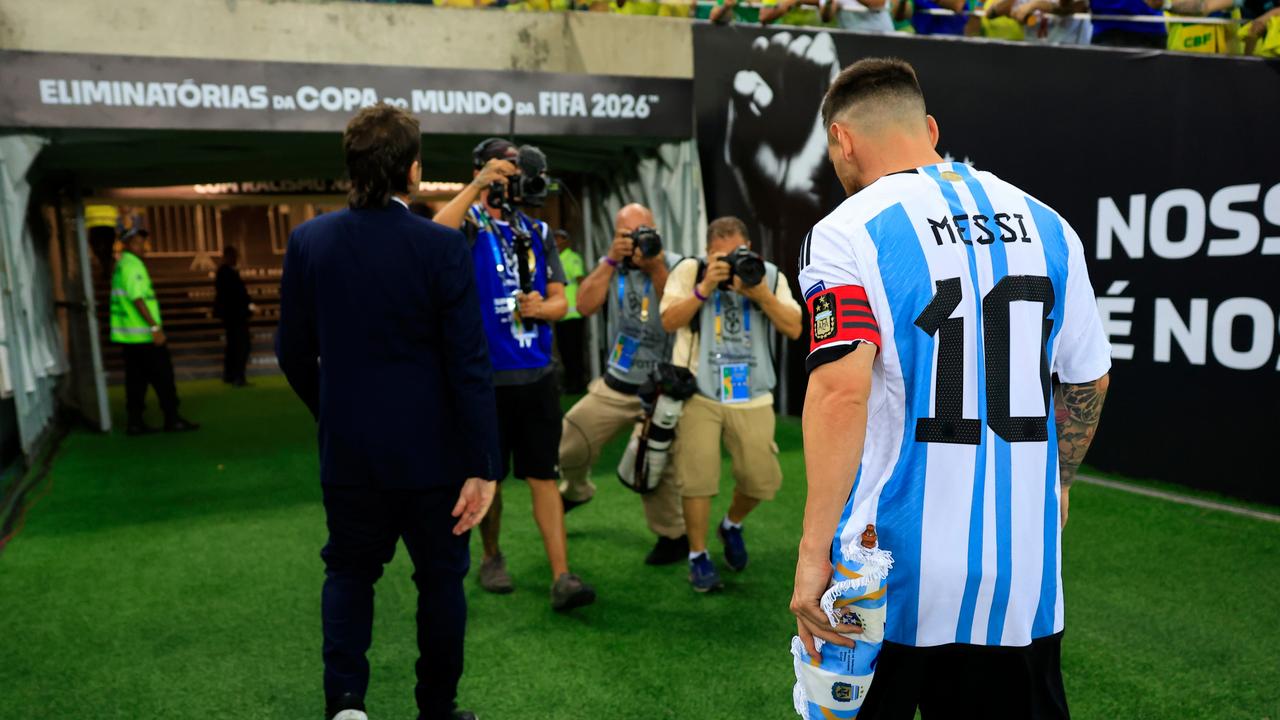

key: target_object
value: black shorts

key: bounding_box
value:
[859,631,1069,720]
[494,372,562,481]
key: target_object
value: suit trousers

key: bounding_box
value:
[121,342,179,425]
[222,319,251,383]
[320,484,470,720]
[558,377,686,538]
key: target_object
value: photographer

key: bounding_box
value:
[659,216,802,593]
[558,203,689,566]
[434,138,595,612]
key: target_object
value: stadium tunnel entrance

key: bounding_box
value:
[3,126,705,462]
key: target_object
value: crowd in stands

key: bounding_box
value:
[372,0,1279,55]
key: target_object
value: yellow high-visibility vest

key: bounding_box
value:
[110,252,161,344]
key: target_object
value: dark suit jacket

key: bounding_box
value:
[214,264,251,323]
[275,201,500,488]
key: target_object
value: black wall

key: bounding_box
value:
[694,27,1280,504]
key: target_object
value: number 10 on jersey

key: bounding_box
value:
[914,274,1055,446]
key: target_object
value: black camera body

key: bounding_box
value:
[721,245,766,289]
[622,225,663,270]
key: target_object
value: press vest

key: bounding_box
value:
[690,260,780,403]
[110,251,161,344]
[469,206,554,373]
[604,252,683,388]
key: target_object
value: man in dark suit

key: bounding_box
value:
[214,245,253,386]
[276,104,500,720]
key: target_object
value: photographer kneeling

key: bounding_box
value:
[558,203,690,566]
[660,217,802,593]
[434,138,595,611]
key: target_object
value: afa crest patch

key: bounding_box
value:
[831,681,859,703]
[812,292,837,343]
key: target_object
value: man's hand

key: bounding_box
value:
[732,274,772,304]
[791,552,860,657]
[518,290,546,320]
[697,253,731,299]
[152,329,167,346]
[608,233,636,265]
[472,158,517,190]
[761,0,799,22]
[452,477,497,535]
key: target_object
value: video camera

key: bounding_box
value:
[622,225,663,269]
[486,144,552,210]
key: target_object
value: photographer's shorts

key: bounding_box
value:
[672,394,782,500]
[495,372,563,481]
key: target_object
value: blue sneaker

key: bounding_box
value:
[718,521,748,571]
[688,553,724,593]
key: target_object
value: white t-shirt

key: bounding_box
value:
[835,1,895,33]
[798,163,1111,648]
[1016,0,1093,44]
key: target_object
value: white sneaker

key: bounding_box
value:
[331,711,368,720]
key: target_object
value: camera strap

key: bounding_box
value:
[471,204,524,286]
[712,290,752,348]
[616,273,653,324]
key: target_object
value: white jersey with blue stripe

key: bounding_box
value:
[798,163,1112,648]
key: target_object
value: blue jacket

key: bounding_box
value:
[275,202,501,488]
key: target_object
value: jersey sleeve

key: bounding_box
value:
[1052,221,1112,384]
[799,223,881,373]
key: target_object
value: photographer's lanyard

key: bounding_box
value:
[617,274,652,323]
[473,206,518,285]
[712,290,751,348]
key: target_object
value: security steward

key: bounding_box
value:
[557,203,690,565]
[110,227,199,435]
[434,138,596,611]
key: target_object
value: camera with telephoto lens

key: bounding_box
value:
[487,144,551,209]
[622,225,663,270]
[720,245,766,289]
[617,364,699,494]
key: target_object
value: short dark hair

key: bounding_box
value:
[820,58,924,129]
[472,137,518,168]
[343,104,421,210]
[707,216,749,246]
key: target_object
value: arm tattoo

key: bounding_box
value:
[1055,376,1109,489]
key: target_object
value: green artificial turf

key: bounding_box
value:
[1,376,1277,719]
